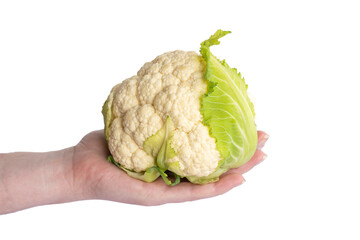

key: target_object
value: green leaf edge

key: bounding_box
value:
[193,29,257,184]
[107,155,180,186]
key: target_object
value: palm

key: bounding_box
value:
[72,130,268,205]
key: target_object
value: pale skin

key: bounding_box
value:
[0,130,269,215]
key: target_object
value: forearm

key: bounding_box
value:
[0,147,82,214]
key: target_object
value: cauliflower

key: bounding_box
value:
[103,30,258,185]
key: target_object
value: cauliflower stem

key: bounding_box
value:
[107,155,180,186]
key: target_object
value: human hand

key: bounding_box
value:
[72,130,269,206]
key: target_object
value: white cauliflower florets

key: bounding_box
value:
[106,50,221,177]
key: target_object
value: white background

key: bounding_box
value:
[1,0,359,239]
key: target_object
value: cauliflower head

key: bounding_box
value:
[103,30,257,185]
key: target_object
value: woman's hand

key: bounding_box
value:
[72,130,269,206]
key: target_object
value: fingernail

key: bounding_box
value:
[258,134,269,149]
[238,177,246,186]
[255,153,268,166]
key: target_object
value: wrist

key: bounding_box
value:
[62,146,95,202]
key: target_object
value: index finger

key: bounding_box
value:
[156,173,245,204]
